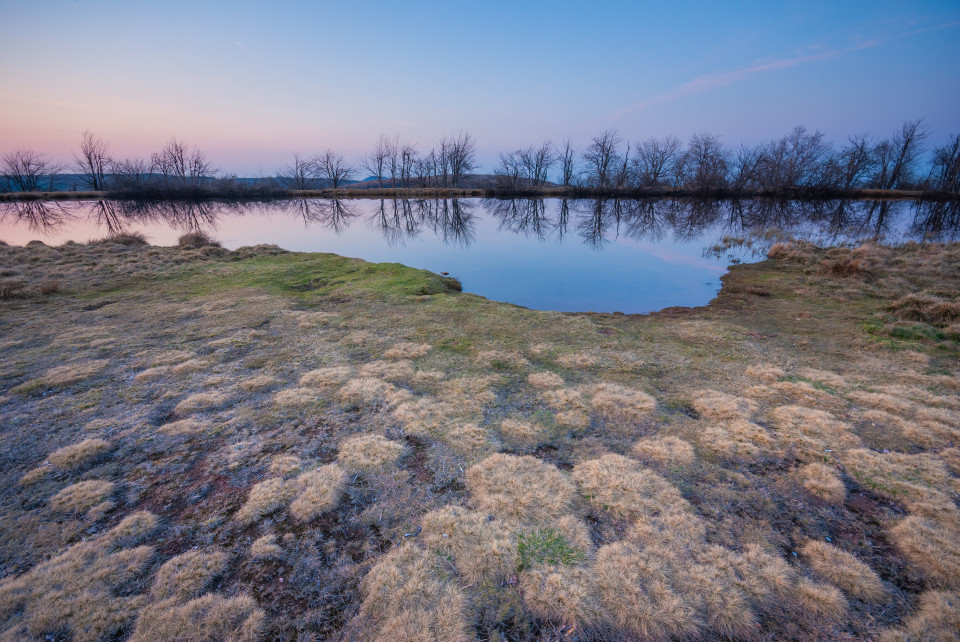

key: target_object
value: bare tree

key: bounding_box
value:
[400,142,418,187]
[361,135,391,188]
[314,150,354,188]
[582,130,623,187]
[111,157,151,191]
[555,139,577,187]
[927,133,960,194]
[633,136,682,187]
[494,151,523,189]
[151,138,216,188]
[684,132,728,192]
[757,126,831,190]
[2,148,63,192]
[278,153,319,190]
[447,132,478,187]
[829,134,875,190]
[871,120,928,190]
[73,130,112,191]
[729,143,764,192]
[613,141,632,188]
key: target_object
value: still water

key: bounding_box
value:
[1,198,955,313]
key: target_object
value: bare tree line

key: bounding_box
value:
[2,122,959,197]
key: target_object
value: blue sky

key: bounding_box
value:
[1,0,958,174]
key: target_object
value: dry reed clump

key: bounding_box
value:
[878,590,960,642]
[499,418,547,447]
[445,423,496,460]
[48,437,111,470]
[0,544,155,641]
[250,534,282,559]
[159,418,204,437]
[238,374,278,392]
[889,515,960,588]
[134,366,168,382]
[49,480,115,515]
[793,576,850,621]
[337,377,412,407]
[338,434,407,473]
[888,293,960,327]
[691,389,756,421]
[767,242,811,263]
[540,387,589,428]
[632,436,696,467]
[745,363,785,382]
[298,366,351,388]
[800,540,885,603]
[383,342,431,360]
[799,462,846,504]
[272,387,319,407]
[554,352,599,369]
[527,371,564,389]
[150,550,230,601]
[359,359,415,381]
[769,405,861,461]
[352,544,472,642]
[697,418,772,461]
[420,506,517,585]
[475,349,530,370]
[129,594,265,642]
[42,359,110,387]
[289,464,346,522]
[842,448,953,509]
[819,256,869,278]
[467,454,576,524]
[592,543,700,640]
[174,391,228,415]
[572,454,688,523]
[589,383,656,424]
[520,564,601,630]
[268,454,302,477]
[170,358,212,375]
[234,478,297,525]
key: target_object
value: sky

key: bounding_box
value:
[1,0,958,175]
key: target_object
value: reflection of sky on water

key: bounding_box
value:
[0,198,956,314]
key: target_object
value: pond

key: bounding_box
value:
[1,198,956,313]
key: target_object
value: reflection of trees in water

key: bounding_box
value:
[910,200,960,241]
[290,199,357,234]
[0,201,75,234]
[110,200,222,233]
[424,199,476,248]
[487,199,549,241]
[368,199,421,247]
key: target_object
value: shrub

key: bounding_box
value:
[177,231,220,249]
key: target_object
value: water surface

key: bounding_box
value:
[1,198,956,313]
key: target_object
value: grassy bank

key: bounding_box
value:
[0,237,958,640]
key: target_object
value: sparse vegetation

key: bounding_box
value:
[0,237,958,640]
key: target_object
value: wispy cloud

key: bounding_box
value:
[613,19,960,118]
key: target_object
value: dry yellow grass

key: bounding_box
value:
[445,423,495,459]
[890,515,960,588]
[793,576,849,621]
[174,391,228,415]
[337,377,412,407]
[289,464,345,522]
[540,387,589,428]
[383,342,431,360]
[150,550,230,601]
[467,454,576,524]
[697,418,772,461]
[49,480,115,515]
[554,352,598,369]
[359,359,415,380]
[298,366,351,388]
[272,387,319,406]
[18,465,49,486]
[879,590,960,642]
[842,448,952,508]
[338,434,407,473]
[170,358,213,375]
[770,405,861,461]
[520,565,600,630]
[476,349,530,370]
[238,374,278,392]
[745,363,785,382]
[589,383,656,424]
[799,462,846,504]
[572,454,688,523]
[234,478,297,525]
[134,365,168,382]
[159,418,204,437]
[42,359,110,387]
[47,437,111,470]
[420,506,516,584]
[801,540,885,603]
[250,534,282,559]
[353,545,472,641]
[129,594,265,642]
[527,371,564,389]
[105,511,160,546]
[632,436,696,467]
[691,389,757,420]
[268,454,302,477]
[798,368,847,388]
[151,349,195,365]
[498,418,546,447]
